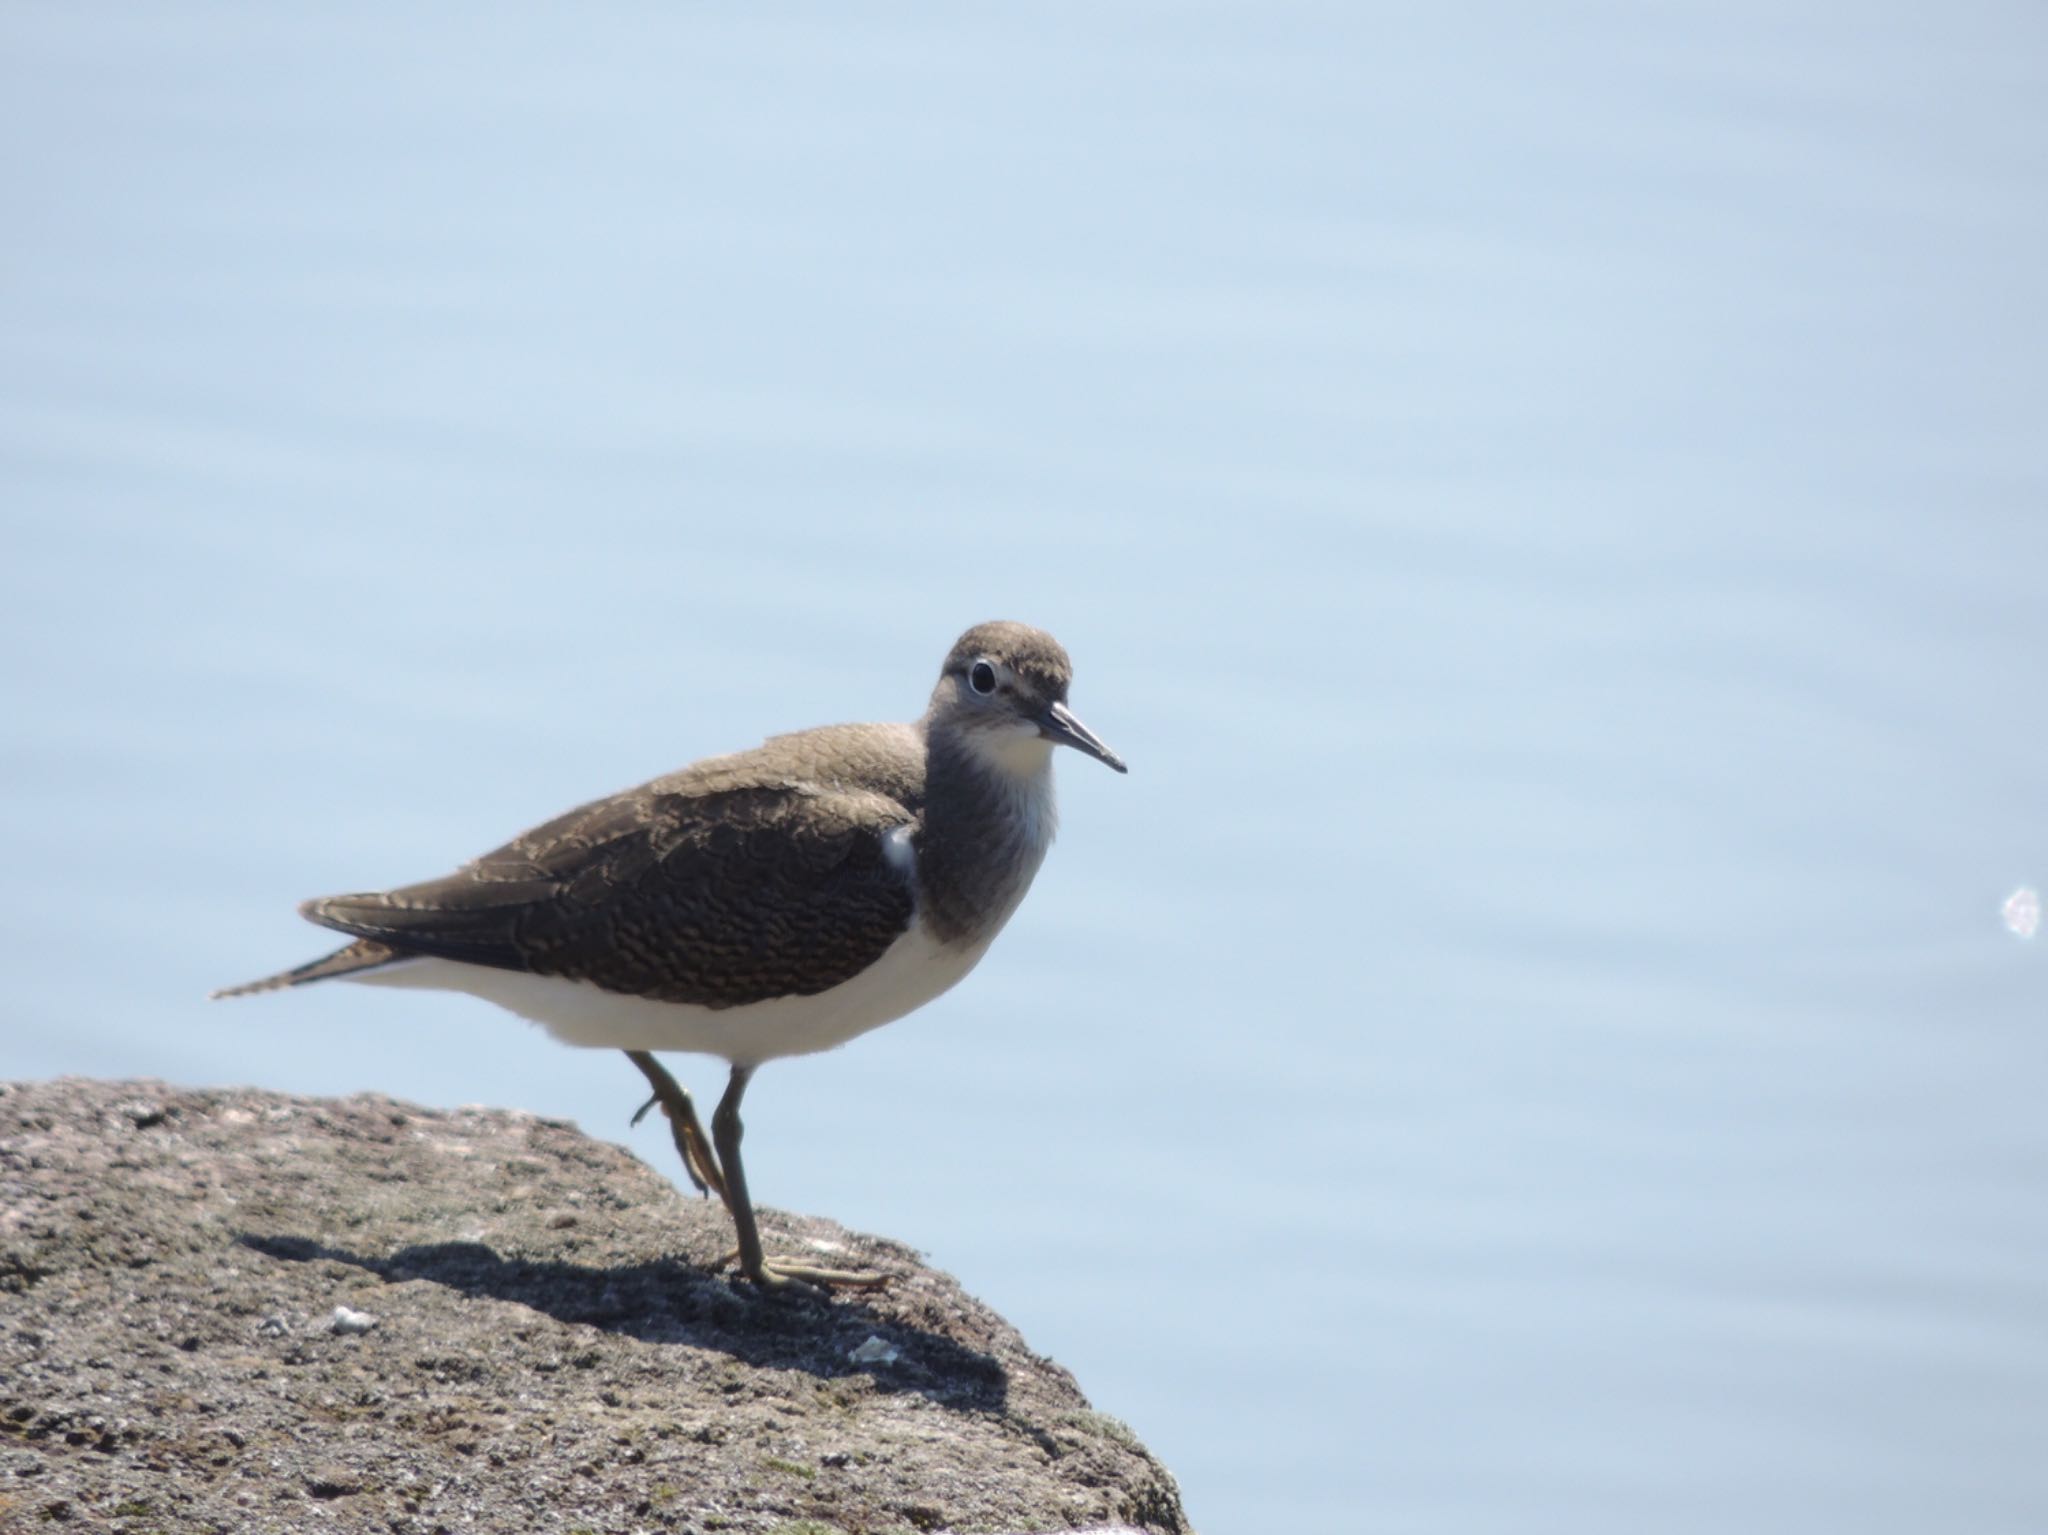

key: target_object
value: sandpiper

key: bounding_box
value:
[216,621,1126,1290]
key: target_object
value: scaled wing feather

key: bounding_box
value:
[302,781,919,1009]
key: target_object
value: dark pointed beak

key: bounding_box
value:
[1040,699,1128,773]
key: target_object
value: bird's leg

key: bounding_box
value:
[624,1050,725,1201]
[710,1064,888,1292]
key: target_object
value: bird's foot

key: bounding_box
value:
[624,1051,725,1200]
[716,1246,890,1293]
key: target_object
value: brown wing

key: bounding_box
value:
[299,778,919,1010]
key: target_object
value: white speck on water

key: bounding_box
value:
[328,1305,379,1335]
[849,1335,899,1365]
[2004,887,2040,940]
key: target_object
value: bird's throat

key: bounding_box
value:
[916,731,1057,948]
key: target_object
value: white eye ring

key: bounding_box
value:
[968,659,998,695]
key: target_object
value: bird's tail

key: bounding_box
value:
[211,939,404,999]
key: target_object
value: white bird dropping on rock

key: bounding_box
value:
[2004,887,2040,940]
[849,1335,900,1365]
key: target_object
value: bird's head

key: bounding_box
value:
[929,620,1127,778]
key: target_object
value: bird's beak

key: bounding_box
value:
[1040,700,1128,774]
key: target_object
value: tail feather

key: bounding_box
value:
[211,939,404,999]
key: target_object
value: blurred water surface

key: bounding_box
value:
[4,5,2046,1531]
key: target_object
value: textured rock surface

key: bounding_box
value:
[0,1078,1187,1535]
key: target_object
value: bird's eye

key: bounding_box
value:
[968,659,998,695]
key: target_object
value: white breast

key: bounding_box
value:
[348,914,998,1067]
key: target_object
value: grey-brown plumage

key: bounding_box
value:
[220,622,1120,1008]
[289,726,925,1008]
[215,620,1126,1292]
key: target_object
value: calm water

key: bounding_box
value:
[5,5,2046,1531]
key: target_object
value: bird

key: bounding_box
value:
[215,621,1127,1291]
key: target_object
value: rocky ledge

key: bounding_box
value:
[0,1078,1186,1535]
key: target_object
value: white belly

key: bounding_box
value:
[347,918,995,1067]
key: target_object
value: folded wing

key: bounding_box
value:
[301,780,919,1010]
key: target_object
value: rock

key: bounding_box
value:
[304,1462,364,1499]
[0,1078,1189,1534]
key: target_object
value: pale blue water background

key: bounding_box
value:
[5,4,2046,1531]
